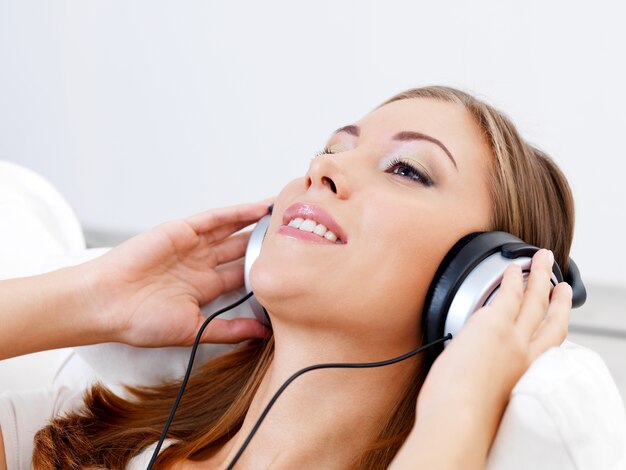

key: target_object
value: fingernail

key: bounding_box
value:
[564,283,573,297]
[547,249,554,265]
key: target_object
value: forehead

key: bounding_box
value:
[355,98,493,172]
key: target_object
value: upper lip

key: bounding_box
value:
[282,202,348,244]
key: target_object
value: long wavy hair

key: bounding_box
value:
[32,86,575,469]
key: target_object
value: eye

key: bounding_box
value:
[385,157,434,187]
[313,148,337,158]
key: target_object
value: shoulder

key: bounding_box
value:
[486,341,626,470]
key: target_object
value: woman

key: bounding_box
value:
[0,86,575,469]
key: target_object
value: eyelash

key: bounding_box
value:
[313,149,434,187]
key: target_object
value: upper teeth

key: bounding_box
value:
[287,218,339,243]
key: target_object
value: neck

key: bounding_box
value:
[213,323,421,469]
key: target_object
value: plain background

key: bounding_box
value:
[1,0,625,288]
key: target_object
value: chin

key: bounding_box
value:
[249,247,342,328]
[249,249,305,315]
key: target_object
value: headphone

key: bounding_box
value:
[244,204,587,367]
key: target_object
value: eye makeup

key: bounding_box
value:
[382,156,434,187]
[312,147,435,187]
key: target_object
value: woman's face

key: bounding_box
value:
[251,97,494,352]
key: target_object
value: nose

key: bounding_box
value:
[305,154,350,199]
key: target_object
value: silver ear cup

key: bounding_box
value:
[244,214,273,326]
[443,253,558,346]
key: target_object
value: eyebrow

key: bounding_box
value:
[393,131,457,170]
[333,125,458,170]
[334,125,360,137]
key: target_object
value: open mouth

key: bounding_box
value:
[278,223,343,245]
[284,217,340,242]
[280,202,348,245]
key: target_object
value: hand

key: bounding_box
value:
[78,200,273,348]
[416,249,573,445]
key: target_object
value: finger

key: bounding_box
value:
[186,202,271,234]
[202,220,257,245]
[517,249,554,337]
[257,195,276,207]
[193,259,246,306]
[213,258,246,296]
[212,230,253,265]
[486,263,524,318]
[199,317,271,344]
[528,282,572,360]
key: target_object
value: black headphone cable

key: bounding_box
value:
[147,292,452,469]
[224,332,452,469]
[147,291,254,469]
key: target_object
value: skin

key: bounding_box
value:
[0,99,572,469]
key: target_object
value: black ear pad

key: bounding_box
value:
[564,258,586,308]
[422,231,525,368]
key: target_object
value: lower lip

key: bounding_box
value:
[277,225,341,245]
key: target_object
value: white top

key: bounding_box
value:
[126,440,174,469]
[1,341,625,469]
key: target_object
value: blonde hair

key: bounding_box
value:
[33,86,575,469]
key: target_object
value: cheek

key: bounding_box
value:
[362,205,445,273]
[357,205,463,312]
[339,209,443,335]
